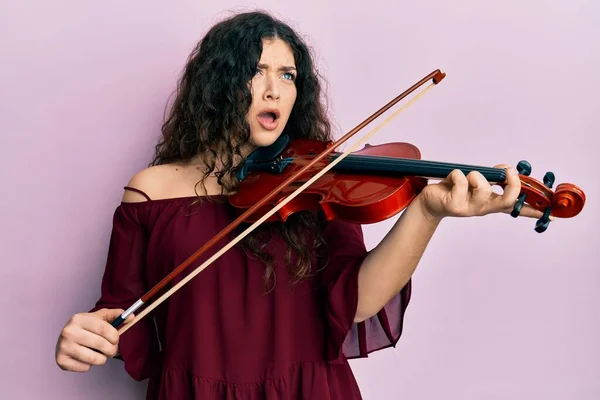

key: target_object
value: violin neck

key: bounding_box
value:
[333,154,507,182]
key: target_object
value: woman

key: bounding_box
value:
[54,10,540,399]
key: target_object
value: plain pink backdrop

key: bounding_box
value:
[1,0,598,398]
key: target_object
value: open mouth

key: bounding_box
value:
[257,109,280,130]
[258,109,279,121]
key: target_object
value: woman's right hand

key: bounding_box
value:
[55,308,133,372]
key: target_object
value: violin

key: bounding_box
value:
[110,69,586,333]
[229,134,585,230]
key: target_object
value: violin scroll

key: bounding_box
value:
[508,160,585,233]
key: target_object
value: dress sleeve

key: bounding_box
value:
[319,219,412,362]
[88,204,160,382]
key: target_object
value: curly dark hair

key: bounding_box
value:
[149,10,333,290]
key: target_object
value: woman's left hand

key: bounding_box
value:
[416,164,547,222]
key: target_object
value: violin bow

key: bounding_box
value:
[113,69,446,334]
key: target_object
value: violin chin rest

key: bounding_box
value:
[246,134,290,163]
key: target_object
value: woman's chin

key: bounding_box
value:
[250,131,283,148]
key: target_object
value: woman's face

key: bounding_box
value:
[246,38,297,151]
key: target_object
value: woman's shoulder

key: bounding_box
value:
[120,162,218,204]
[121,164,180,203]
[112,163,229,228]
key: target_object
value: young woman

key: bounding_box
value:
[54,10,541,399]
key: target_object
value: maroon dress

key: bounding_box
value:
[90,188,411,399]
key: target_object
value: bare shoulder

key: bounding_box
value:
[122,163,191,203]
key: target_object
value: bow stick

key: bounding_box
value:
[113,69,446,334]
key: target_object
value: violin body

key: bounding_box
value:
[229,137,429,224]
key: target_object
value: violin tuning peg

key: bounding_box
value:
[511,193,527,218]
[543,171,555,188]
[534,207,552,233]
[516,160,532,176]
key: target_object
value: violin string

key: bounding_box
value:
[348,159,504,180]
[117,80,438,335]
[352,156,502,174]
[341,154,504,177]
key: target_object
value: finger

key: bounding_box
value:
[466,171,492,212]
[72,345,108,366]
[60,323,118,357]
[58,340,108,366]
[74,313,120,345]
[446,169,469,214]
[512,203,548,219]
[94,308,127,323]
[76,328,119,357]
[56,355,93,373]
[489,193,552,220]
[96,308,135,329]
[494,165,521,210]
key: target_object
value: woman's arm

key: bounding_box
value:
[354,194,440,322]
[354,166,544,322]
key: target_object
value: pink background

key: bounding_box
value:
[2,0,598,398]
